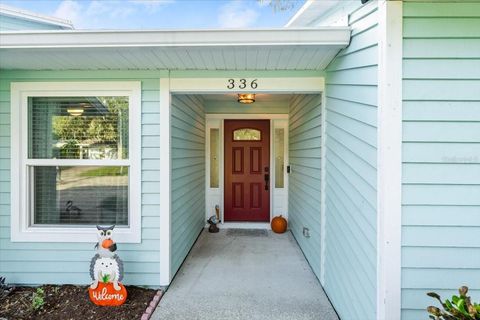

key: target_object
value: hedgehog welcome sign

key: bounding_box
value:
[89,225,127,306]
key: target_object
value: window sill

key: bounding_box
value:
[11,226,141,243]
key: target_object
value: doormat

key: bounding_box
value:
[226,229,268,237]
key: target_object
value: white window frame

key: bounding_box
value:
[10,81,142,243]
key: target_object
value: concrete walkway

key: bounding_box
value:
[151,229,338,320]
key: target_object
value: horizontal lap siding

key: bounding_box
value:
[324,3,378,320]
[401,3,480,319]
[288,94,322,278]
[170,95,205,276]
[0,70,160,286]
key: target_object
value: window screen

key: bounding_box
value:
[28,96,130,226]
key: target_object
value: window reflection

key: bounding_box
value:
[275,128,284,188]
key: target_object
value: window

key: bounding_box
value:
[210,128,219,188]
[11,82,141,242]
[274,128,285,188]
[233,128,261,141]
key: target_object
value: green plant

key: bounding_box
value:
[427,286,480,320]
[32,287,45,311]
[101,274,110,283]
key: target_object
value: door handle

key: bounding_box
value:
[264,173,270,191]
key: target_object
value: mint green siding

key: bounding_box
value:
[323,3,378,320]
[205,101,289,114]
[0,70,160,286]
[0,15,69,31]
[170,95,205,277]
[401,3,480,319]
[288,94,322,277]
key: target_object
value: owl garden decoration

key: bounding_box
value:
[88,225,127,306]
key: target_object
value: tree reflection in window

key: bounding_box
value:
[233,128,261,141]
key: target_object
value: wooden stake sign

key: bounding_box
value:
[89,225,127,306]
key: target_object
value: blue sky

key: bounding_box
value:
[2,0,305,29]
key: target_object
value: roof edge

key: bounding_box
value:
[0,4,74,30]
[0,28,351,49]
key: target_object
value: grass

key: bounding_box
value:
[79,167,128,177]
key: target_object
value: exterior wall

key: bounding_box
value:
[401,2,480,319]
[0,70,161,286]
[0,14,67,31]
[288,94,322,277]
[170,95,206,276]
[205,101,289,114]
[323,2,379,319]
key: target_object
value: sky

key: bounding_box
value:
[1,0,306,29]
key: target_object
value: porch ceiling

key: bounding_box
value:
[0,28,350,70]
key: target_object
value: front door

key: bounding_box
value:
[224,120,270,222]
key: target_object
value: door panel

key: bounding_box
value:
[224,120,270,222]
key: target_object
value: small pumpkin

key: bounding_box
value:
[271,215,287,233]
[89,281,127,306]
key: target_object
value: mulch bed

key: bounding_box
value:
[0,285,157,320]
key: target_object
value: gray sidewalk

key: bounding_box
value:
[151,228,338,320]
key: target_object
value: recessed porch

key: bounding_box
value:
[168,91,323,282]
[152,229,338,320]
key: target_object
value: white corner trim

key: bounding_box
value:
[10,81,142,243]
[159,75,172,286]
[376,1,402,320]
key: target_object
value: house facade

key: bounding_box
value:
[0,1,479,320]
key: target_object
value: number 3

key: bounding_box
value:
[227,79,234,89]
[239,79,247,89]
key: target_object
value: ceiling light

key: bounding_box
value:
[67,108,84,116]
[237,93,255,104]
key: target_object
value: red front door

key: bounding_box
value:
[224,120,270,222]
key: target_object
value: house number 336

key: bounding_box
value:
[227,79,258,90]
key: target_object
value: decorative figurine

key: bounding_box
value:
[207,215,219,233]
[89,225,127,306]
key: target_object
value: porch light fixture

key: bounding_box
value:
[237,93,255,104]
[67,107,84,116]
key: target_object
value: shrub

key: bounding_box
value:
[427,286,480,320]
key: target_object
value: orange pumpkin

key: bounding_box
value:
[271,215,287,233]
[89,282,127,306]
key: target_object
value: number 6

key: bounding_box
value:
[251,79,258,89]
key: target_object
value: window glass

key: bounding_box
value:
[275,128,284,188]
[28,97,129,160]
[32,166,128,226]
[210,128,219,188]
[233,128,261,141]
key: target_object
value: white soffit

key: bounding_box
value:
[0,28,350,70]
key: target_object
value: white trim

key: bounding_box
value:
[159,75,172,286]
[204,114,289,226]
[272,119,289,219]
[0,4,73,29]
[0,28,350,49]
[285,0,358,28]
[376,1,402,320]
[205,119,222,222]
[10,81,141,243]
[319,92,327,285]
[206,114,289,120]
[170,77,325,94]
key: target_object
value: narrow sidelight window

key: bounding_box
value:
[275,128,284,188]
[210,128,219,188]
